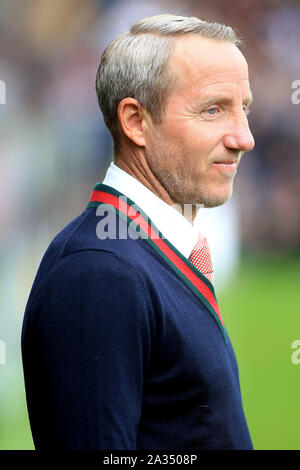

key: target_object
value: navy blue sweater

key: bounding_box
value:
[21,184,253,450]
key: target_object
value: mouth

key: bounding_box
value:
[212,160,238,171]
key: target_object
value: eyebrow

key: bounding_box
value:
[201,90,253,107]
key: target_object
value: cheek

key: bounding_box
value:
[153,118,224,167]
[167,120,222,153]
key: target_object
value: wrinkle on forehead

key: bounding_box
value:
[169,35,249,89]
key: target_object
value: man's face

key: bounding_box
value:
[144,35,255,207]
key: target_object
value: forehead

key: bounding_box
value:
[169,35,250,97]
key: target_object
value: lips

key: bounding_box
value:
[213,159,238,165]
[211,160,238,172]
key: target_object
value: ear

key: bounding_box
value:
[117,98,147,147]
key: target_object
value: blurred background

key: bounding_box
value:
[0,0,299,450]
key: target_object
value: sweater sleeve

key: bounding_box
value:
[21,249,153,450]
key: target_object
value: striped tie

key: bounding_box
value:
[189,236,214,284]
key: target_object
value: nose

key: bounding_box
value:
[223,113,255,153]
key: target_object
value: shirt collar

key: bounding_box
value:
[102,162,198,259]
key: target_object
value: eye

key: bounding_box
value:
[205,106,220,115]
[206,106,218,115]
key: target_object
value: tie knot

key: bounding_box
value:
[189,236,214,284]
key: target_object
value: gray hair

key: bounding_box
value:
[96,14,242,150]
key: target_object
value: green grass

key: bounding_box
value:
[0,369,34,449]
[219,254,300,450]
[0,255,299,449]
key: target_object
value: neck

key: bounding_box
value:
[114,149,175,206]
[114,144,202,224]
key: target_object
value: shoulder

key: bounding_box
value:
[40,205,171,283]
[26,206,167,324]
[24,240,159,343]
[47,206,151,263]
[27,207,159,311]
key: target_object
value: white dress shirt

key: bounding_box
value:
[102,162,199,259]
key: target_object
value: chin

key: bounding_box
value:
[201,187,233,208]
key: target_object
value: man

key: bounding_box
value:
[21,14,255,450]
